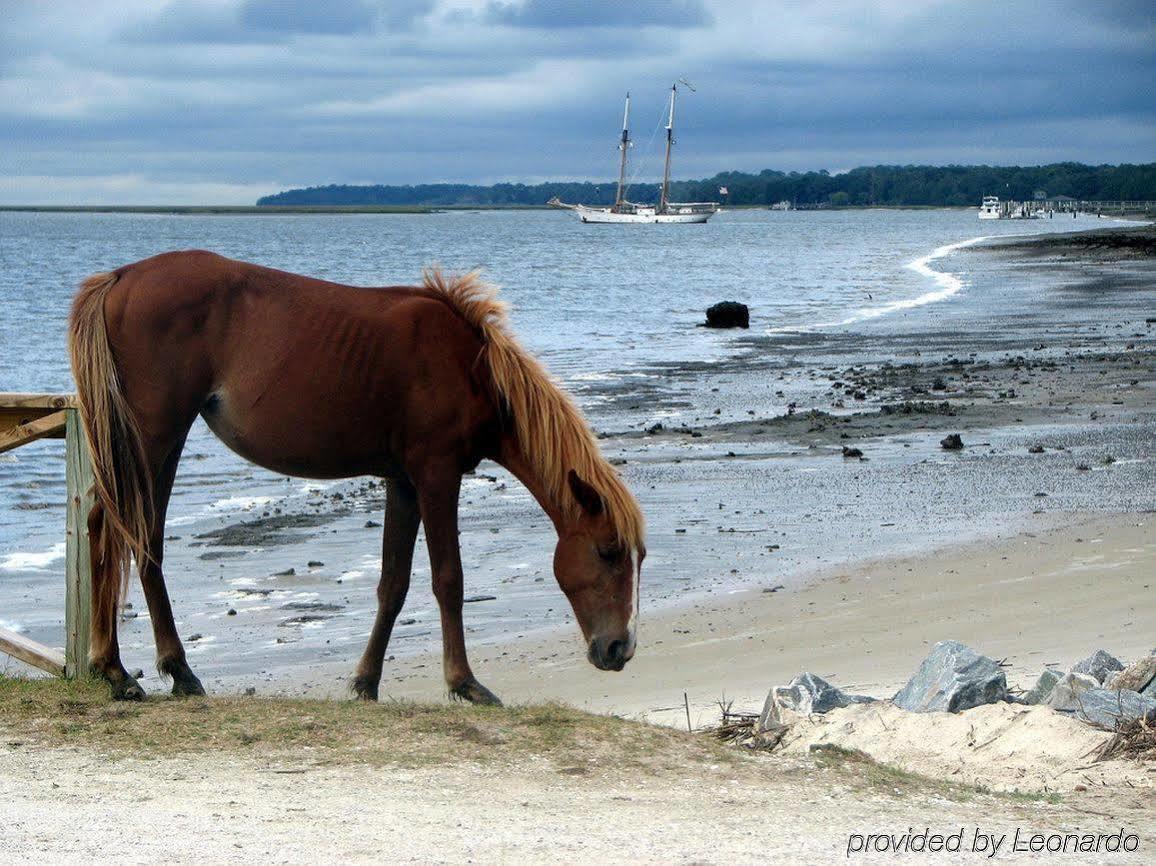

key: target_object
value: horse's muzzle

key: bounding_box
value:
[588,635,635,671]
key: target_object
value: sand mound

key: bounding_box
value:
[778,701,1152,793]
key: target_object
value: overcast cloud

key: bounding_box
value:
[1,0,1153,203]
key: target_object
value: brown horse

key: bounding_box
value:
[68,251,645,704]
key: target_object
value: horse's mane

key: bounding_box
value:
[422,268,645,549]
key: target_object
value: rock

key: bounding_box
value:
[1028,444,1045,453]
[307,560,325,568]
[1106,655,1156,693]
[1022,669,1065,705]
[892,640,1007,713]
[703,301,750,329]
[758,672,873,731]
[1048,685,1156,730]
[272,568,296,577]
[1071,649,1124,684]
[1044,672,1098,708]
[841,446,863,459]
[940,433,964,450]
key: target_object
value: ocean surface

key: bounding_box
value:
[0,207,1138,687]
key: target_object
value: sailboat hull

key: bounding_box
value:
[575,205,714,224]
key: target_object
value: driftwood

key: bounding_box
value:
[706,700,786,751]
[1092,716,1156,763]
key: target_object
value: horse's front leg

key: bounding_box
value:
[416,469,502,706]
[352,478,420,700]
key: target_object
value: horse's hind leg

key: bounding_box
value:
[137,440,205,697]
[416,469,501,706]
[352,478,420,701]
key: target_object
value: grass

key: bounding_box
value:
[0,677,1067,805]
[807,743,1062,805]
[0,675,727,773]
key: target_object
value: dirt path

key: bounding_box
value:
[2,741,1151,864]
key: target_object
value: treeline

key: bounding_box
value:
[258,162,1156,208]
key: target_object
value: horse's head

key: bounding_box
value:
[553,470,644,672]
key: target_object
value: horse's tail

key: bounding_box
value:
[68,271,153,622]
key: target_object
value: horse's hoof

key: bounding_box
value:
[111,676,146,702]
[160,658,205,697]
[171,675,206,697]
[451,677,503,706]
[351,675,380,702]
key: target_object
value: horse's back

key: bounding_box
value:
[98,251,497,479]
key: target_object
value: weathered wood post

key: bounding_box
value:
[64,407,93,678]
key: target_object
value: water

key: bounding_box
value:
[0,207,1136,687]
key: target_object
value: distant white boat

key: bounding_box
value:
[549,84,719,224]
[979,195,1043,220]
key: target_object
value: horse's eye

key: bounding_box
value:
[597,545,622,562]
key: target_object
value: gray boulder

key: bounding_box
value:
[1022,669,1065,705]
[1048,686,1156,730]
[893,640,1007,713]
[758,672,873,731]
[1071,649,1124,684]
[1044,672,1099,709]
[1105,656,1156,693]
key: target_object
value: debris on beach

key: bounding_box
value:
[939,433,964,450]
[463,595,498,603]
[893,640,1007,713]
[840,445,863,459]
[702,301,750,329]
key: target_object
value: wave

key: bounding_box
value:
[0,541,66,572]
[776,235,988,333]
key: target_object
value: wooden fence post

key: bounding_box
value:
[64,408,93,679]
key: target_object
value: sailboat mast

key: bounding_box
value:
[659,84,676,212]
[615,92,630,209]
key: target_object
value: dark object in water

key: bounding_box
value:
[841,446,863,459]
[704,301,749,329]
[940,433,964,450]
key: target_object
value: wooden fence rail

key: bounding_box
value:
[0,393,92,679]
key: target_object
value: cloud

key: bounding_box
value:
[0,0,1152,204]
[483,0,712,29]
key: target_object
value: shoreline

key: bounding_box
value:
[262,510,1154,731]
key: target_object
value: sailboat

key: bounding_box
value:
[549,83,719,224]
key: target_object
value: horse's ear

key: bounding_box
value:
[567,470,604,516]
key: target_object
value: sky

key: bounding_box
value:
[1,0,1153,204]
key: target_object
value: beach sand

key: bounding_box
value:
[322,511,1154,731]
